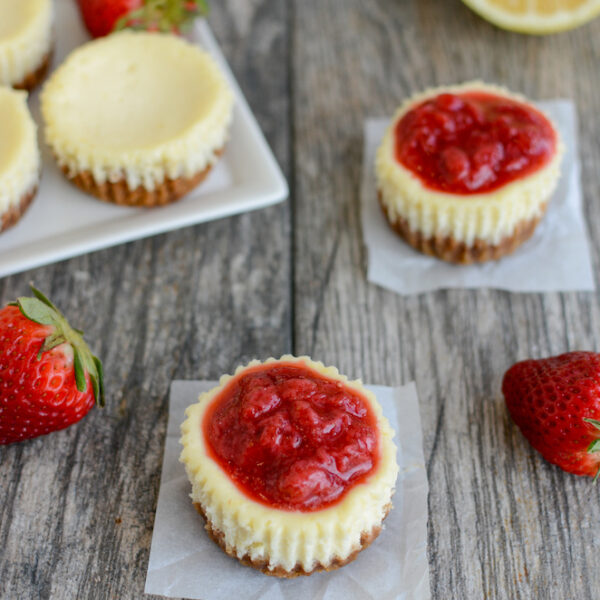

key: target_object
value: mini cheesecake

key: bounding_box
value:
[41,31,234,207]
[0,0,53,90]
[0,87,40,232]
[180,356,399,577]
[376,82,564,264]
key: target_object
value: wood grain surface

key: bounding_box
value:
[1,0,600,598]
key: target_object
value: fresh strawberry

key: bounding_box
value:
[502,351,600,478]
[77,0,209,38]
[77,0,142,38]
[0,287,104,445]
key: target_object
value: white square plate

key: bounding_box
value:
[0,0,288,278]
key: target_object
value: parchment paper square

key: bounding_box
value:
[362,101,594,295]
[145,380,430,600]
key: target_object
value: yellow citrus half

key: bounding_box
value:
[461,0,600,34]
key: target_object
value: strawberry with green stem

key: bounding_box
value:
[0,287,104,445]
[77,0,209,38]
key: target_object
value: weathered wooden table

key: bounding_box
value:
[2,1,600,598]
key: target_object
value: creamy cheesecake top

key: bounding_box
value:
[41,31,234,189]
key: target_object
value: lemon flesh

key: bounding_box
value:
[462,0,600,34]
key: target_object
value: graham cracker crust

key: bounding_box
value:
[378,193,546,264]
[13,51,52,92]
[61,148,223,207]
[1,186,37,233]
[194,501,390,578]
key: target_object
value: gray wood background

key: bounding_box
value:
[1,0,600,598]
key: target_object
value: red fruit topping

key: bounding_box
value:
[277,451,343,508]
[472,141,505,169]
[395,90,556,194]
[240,385,281,420]
[502,351,600,478]
[440,147,470,184]
[436,93,464,112]
[203,363,380,511]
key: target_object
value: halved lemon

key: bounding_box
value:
[461,0,600,34]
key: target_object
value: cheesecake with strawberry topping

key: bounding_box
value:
[376,82,564,263]
[41,31,233,207]
[0,0,53,90]
[180,356,399,577]
[0,87,40,232]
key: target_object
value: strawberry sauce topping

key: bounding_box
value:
[394,91,556,194]
[203,363,380,511]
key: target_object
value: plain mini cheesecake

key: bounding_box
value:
[376,82,564,264]
[41,31,234,207]
[0,0,53,90]
[180,356,399,577]
[0,87,40,232]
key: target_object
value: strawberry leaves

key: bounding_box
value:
[16,296,58,326]
[583,419,600,482]
[114,0,209,34]
[38,331,68,357]
[73,348,87,394]
[30,286,59,309]
[15,286,105,407]
[584,418,600,452]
